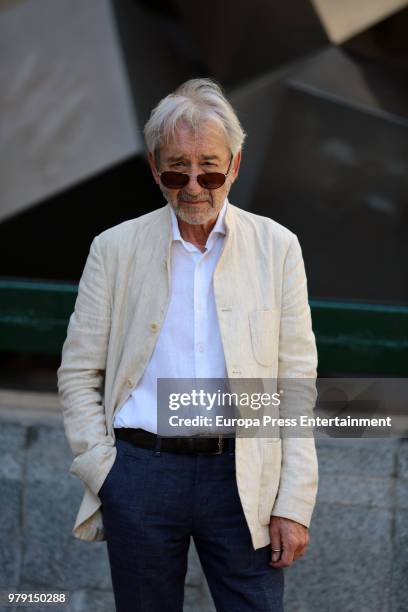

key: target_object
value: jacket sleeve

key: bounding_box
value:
[271,233,319,527]
[57,235,116,496]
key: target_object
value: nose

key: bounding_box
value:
[184,173,203,195]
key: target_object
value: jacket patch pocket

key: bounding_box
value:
[258,440,281,526]
[249,309,277,367]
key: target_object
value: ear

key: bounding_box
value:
[231,150,242,183]
[148,152,160,186]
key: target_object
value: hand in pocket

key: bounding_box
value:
[98,451,118,501]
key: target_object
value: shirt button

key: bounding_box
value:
[197,343,204,353]
[150,322,159,332]
[126,378,134,388]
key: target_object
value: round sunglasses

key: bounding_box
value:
[158,154,233,190]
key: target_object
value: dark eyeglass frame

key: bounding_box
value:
[157,153,234,190]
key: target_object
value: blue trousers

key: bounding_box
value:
[99,437,284,612]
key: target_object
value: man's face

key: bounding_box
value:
[148,121,241,226]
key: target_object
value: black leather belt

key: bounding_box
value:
[114,428,234,455]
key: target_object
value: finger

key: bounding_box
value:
[270,545,295,568]
[293,532,309,561]
[270,534,295,568]
[270,525,283,563]
[294,534,309,561]
[293,545,307,561]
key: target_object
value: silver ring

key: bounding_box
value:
[272,549,282,552]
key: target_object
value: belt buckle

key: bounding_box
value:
[211,434,223,455]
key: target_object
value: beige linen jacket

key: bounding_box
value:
[57,201,318,550]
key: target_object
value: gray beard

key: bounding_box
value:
[174,206,216,226]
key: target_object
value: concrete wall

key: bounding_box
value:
[0,396,406,612]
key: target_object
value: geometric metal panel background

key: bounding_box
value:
[0,0,407,305]
[248,76,408,302]
[311,0,408,43]
[239,45,408,302]
[0,0,142,222]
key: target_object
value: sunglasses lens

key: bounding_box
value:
[197,173,226,190]
[160,172,189,189]
[160,171,226,190]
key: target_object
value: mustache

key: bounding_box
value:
[178,194,211,203]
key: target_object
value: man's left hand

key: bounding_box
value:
[269,516,309,568]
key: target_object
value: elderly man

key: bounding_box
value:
[57,78,318,612]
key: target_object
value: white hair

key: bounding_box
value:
[144,78,246,158]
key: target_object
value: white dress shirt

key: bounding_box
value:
[113,199,230,433]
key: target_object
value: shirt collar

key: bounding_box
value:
[170,198,228,243]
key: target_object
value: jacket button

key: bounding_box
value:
[126,378,134,388]
[150,322,159,332]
